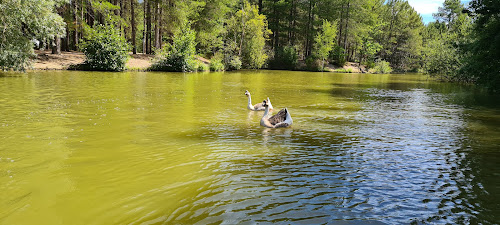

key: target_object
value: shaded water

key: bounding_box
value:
[0,70,499,224]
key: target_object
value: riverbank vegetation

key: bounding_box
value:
[0,0,498,90]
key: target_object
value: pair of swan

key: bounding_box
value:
[245,90,293,128]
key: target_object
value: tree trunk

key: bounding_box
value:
[73,0,78,50]
[146,0,152,54]
[305,0,313,57]
[131,0,136,54]
[65,25,70,51]
[343,1,350,52]
[338,3,344,47]
[52,36,61,54]
[143,0,147,53]
[159,5,162,49]
[155,0,160,50]
[122,0,127,38]
[114,0,119,16]
[273,0,279,49]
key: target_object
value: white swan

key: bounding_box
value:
[245,90,273,111]
[260,99,292,128]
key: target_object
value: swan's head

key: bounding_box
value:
[266,97,271,104]
[244,90,250,96]
[262,99,268,107]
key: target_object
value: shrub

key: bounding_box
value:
[149,28,197,72]
[334,68,353,73]
[210,54,225,71]
[373,60,393,74]
[305,55,323,72]
[330,45,346,67]
[79,25,129,71]
[365,61,376,69]
[197,61,210,72]
[226,55,242,70]
[268,46,298,70]
[0,41,33,71]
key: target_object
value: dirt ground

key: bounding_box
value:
[325,62,367,73]
[33,50,153,70]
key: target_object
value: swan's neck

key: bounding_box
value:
[260,105,272,127]
[263,105,270,118]
[247,95,254,110]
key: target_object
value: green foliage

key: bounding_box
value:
[194,0,235,54]
[334,68,353,73]
[209,53,225,71]
[433,0,464,25]
[226,56,242,71]
[422,33,462,79]
[373,60,393,74]
[378,0,424,72]
[357,39,382,67]
[150,27,197,72]
[305,55,323,72]
[422,1,473,81]
[330,46,346,67]
[268,46,298,70]
[79,24,129,71]
[314,20,337,70]
[226,1,271,69]
[197,61,210,72]
[0,0,66,71]
[459,0,500,90]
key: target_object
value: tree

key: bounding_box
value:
[149,27,198,72]
[226,1,271,69]
[0,0,66,71]
[79,24,130,71]
[378,0,424,71]
[194,0,234,56]
[131,0,137,54]
[459,0,500,90]
[433,0,464,27]
[314,19,337,70]
[422,0,472,80]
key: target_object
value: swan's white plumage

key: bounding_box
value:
[260,99,292,128]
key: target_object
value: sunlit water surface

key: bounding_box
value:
[1,70,499,224]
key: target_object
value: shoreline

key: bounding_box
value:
[32,50,368,73]
[33,50,154,71]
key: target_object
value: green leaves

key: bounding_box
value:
[225,1,271,69]
[149,27,198,72]
[0,0,66,71]
[314,19,337,70]
[79,24,130,71]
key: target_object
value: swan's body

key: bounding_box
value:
[245,90,273,111]
[260,99,292,128]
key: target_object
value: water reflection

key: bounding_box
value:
[0,71,499,224]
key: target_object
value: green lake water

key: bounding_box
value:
[0,70,499,224]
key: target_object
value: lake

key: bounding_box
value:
[1,70,499,224]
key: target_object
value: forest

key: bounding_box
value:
[0,0,499,91]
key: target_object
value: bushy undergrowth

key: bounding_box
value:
[373,60,393,74]
[149,28,197,72]
[79,25,129,71]
[268,46,298,70]
[210,53,225,71]
[330,45,346,67]
[305,55,323,72]
[226,55,242,70]
[335,68,353,73]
